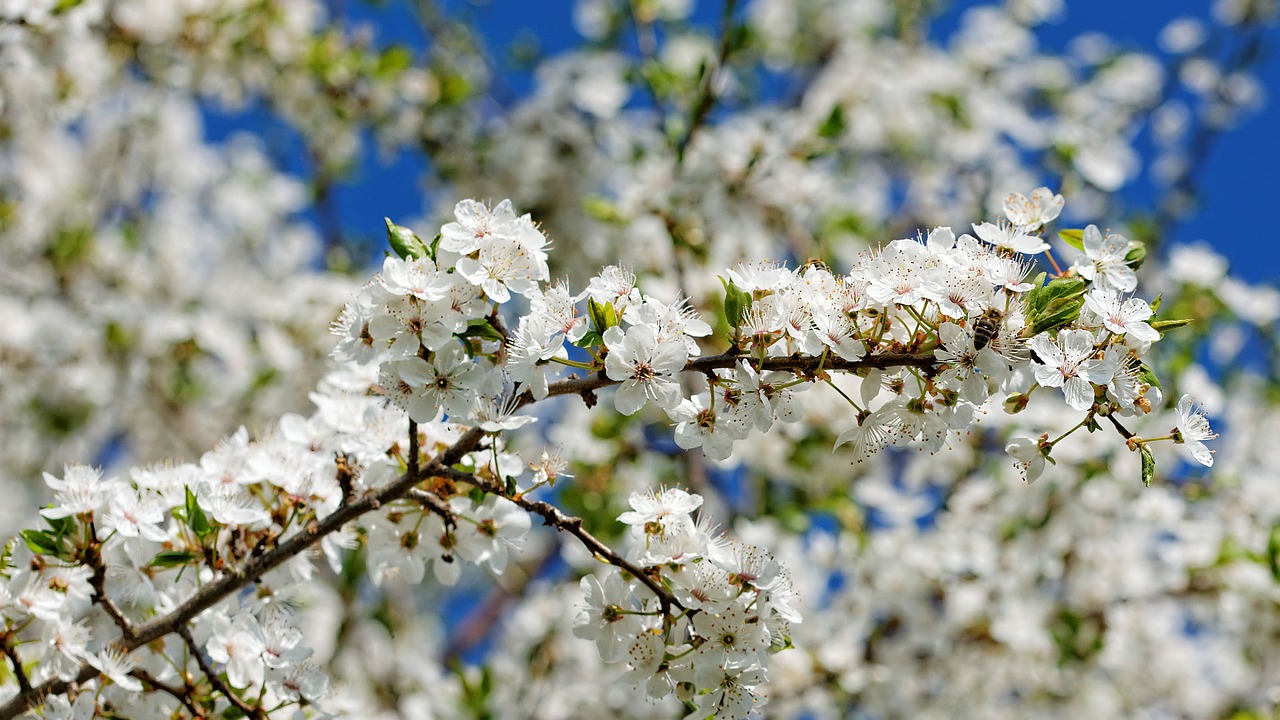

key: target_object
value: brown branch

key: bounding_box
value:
[133,669,201,718]
[405,487,457,526]
[0,350,937,716]
[537,350,936,405]
[90,565,137,644]
[0,427,487,719]
[1105,413,1136,440]
[434,466,684,616]
[408,419,420,478]
[178,626,263,720]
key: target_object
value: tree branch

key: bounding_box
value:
[435,466,684,615]
[0,349,936,717]
[0,428,486,719]
[178,626,264,719]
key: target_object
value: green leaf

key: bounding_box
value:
[1136,362,1162,390]
[1150,318,1193,331]
[1057,228,1085,251]
[719,276,753,334]
[150,550,199,569]
[44,514,76,537]
[184,487,213,538]
[582,197,625,225]
[460,318,505,343]
[1139,444,1156,487]
[376,45,413,78]
[588,298,618,334]
[817,105,846,139]
[572,329,603,349]
[385,218,429,260]
[1148,294,1162,314]
[1025,275,1087,336]
[1268,525,1280,582]
[20,529,60,557]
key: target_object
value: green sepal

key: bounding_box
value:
[150,550,200,569]
[1139,444,1156,488]
[1125,240,1147,270]
[385,218,429,260]
[1057,228,1085,251]
[1148,294,1162,314]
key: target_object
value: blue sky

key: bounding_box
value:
[297,0,1280,284]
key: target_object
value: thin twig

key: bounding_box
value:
[133,669,201,718]
[435,466,684,615]
[90,565,137,643]
[0,347,939,716]
[177,626,264,720]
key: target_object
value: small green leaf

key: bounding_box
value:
[385,218,429,260]
[1150,318,1193,331]
[1025,275,1087,336]
[376,45,413,77]
[184,487,213,538]
[588,298,618,334]
[44,514,76,537]
[150,550,199,569]
[1136,362,1162,390]
[719,276,753,334]
[20,529,60,557]
[1139,444,1156,487]
[460,318,505,343]
[817,105,846,139]
[582,197,625,224]
[1268,525,1280,582]
[1057,228,1085,251]
[1148,294,1162,314]
[572,329,603,349]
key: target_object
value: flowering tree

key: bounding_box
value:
[1,1,1277,719]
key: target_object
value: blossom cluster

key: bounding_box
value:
[575,488,798,718]
[0,193,1218,719]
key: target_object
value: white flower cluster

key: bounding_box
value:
[0,193,1217,719]
[574,488,798,719]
